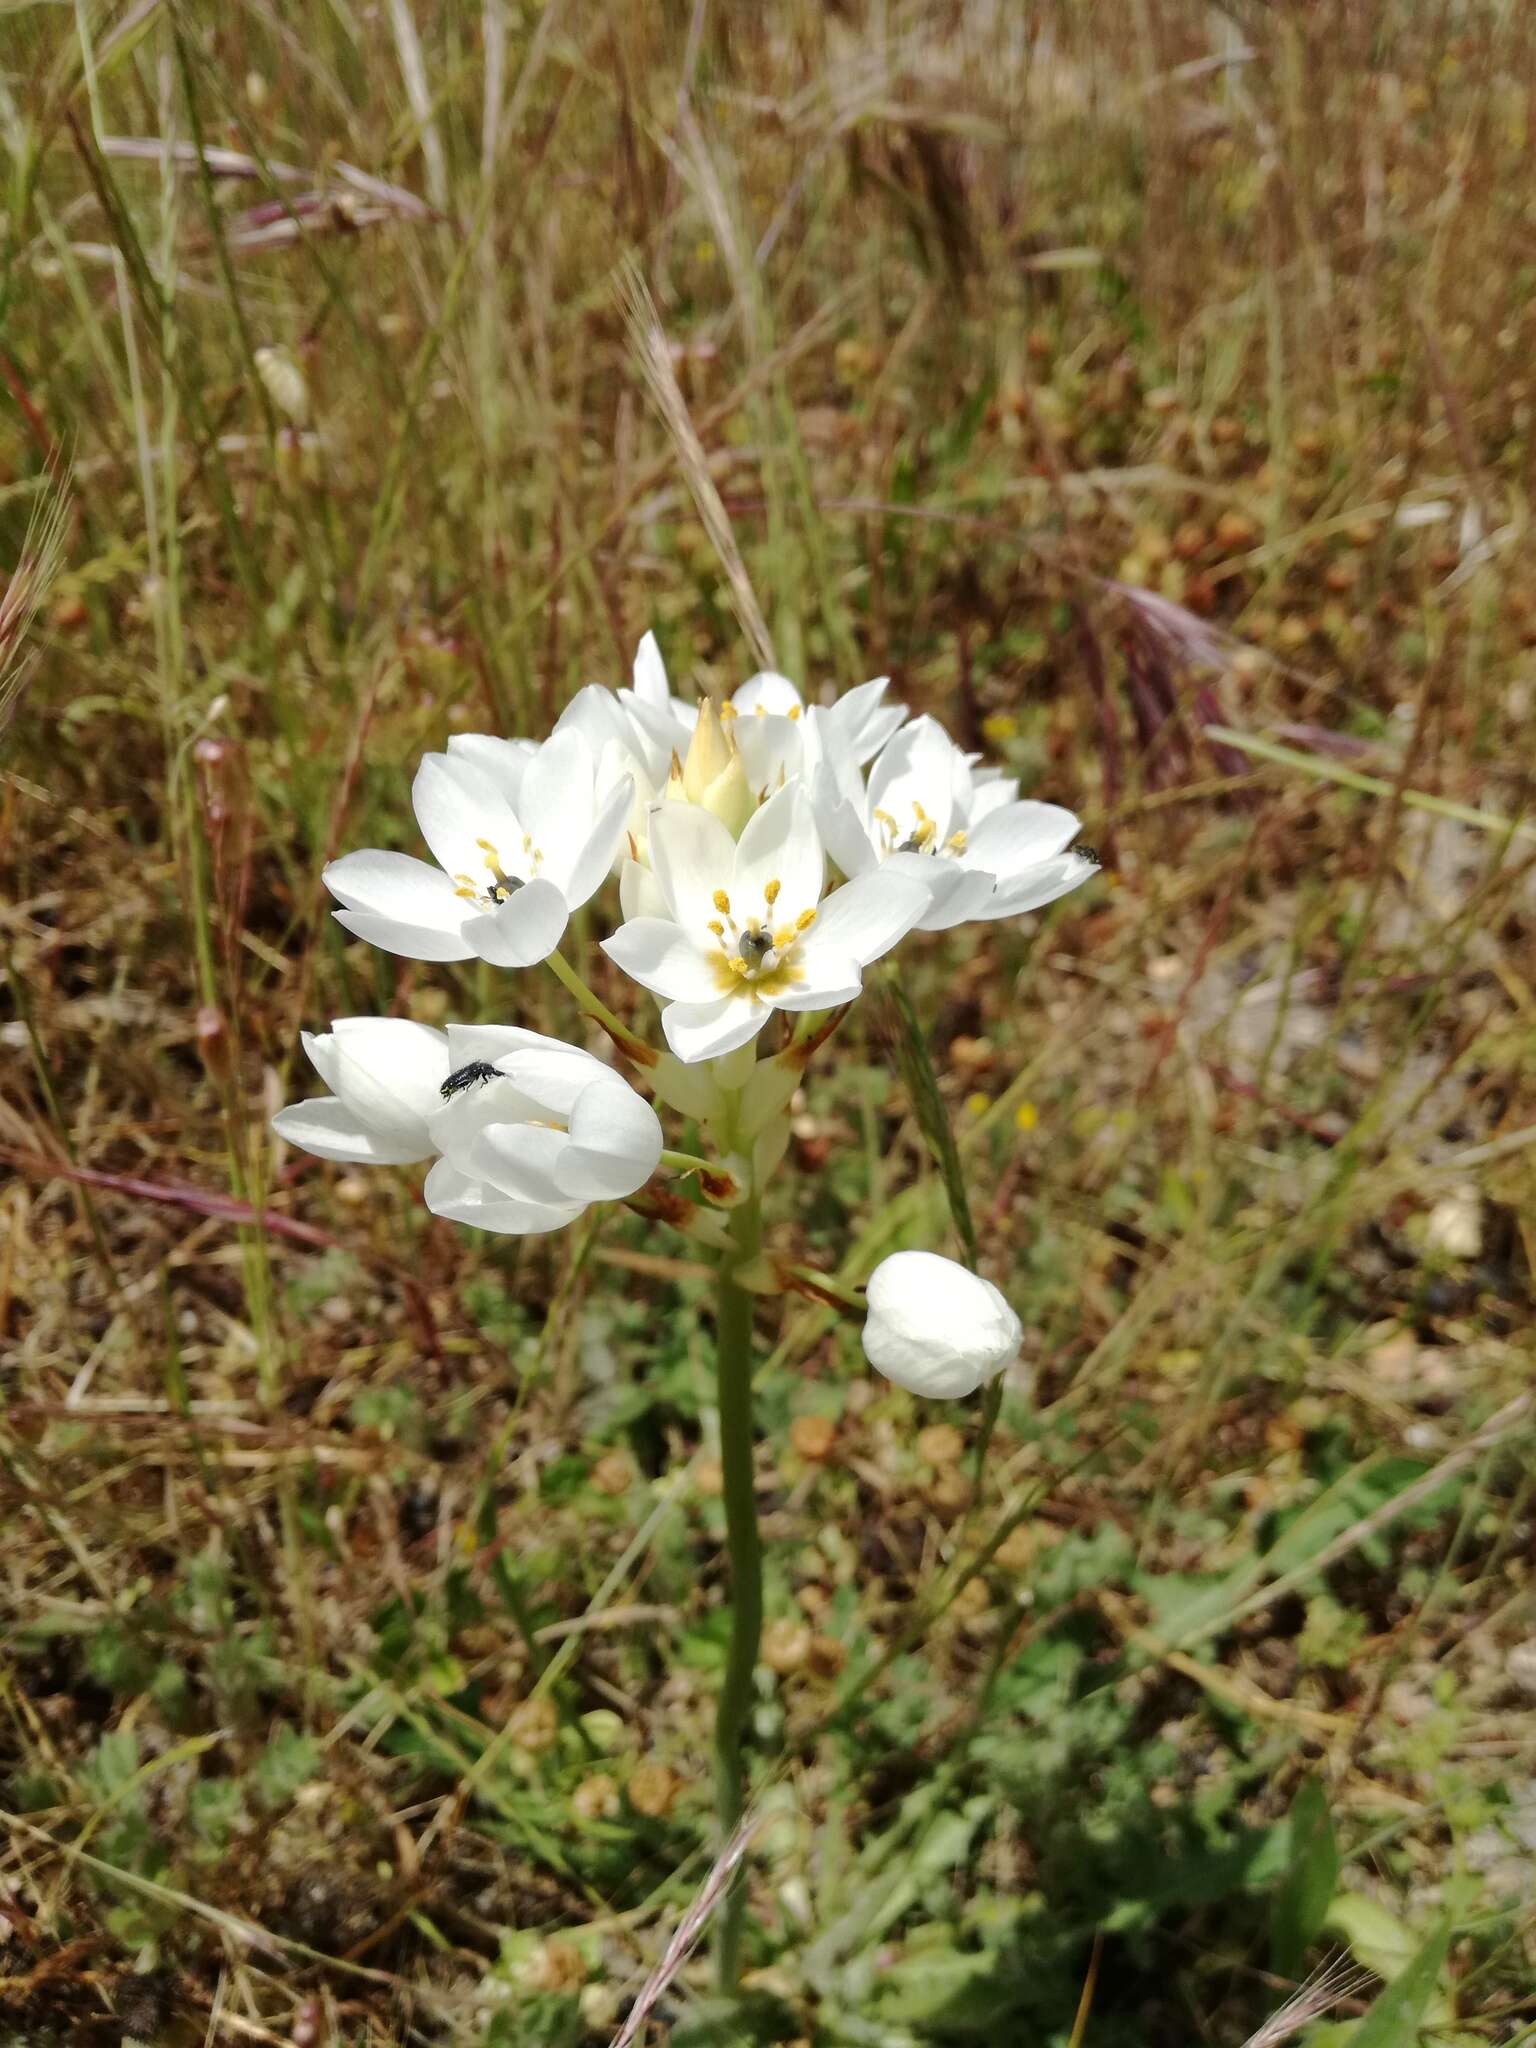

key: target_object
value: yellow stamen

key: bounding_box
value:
[787,705,801,721]
[945,829,968,854]
[764,878,781,906]
[720,700,738,720]
[873,807,896,830]
[912,801,930,823]
[773,925,794,949]
[707,919,725,938]
[713,889,731,914]
[909,817,936,849]
[795,908,816,931]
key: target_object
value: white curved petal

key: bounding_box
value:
[732,783,822,918]
[469,1121,578,1206]
[662,992,768,1063]
[558,1078,663,1198]
[867,717,957,844]
[444,732,537,808]
[965,800,1081,878]
[733,670,805,718]
[412,752,527,885]
[461,876,569,967]
[632,630,670,709]
[770,955,864,1011]
[649,801,738,930]
[442,1025,610,1104]
[797,869,927,973]
[914,863,998,932]
[975,850,1097,920]
[620,856,669,921]
[325,849,474,932]
[559,772,633,907]
[333,908,476,961]
[603,917,723,1002]
[811,764,878,880]
[271,1097,432,1166]
[300,1029,346,1097]
[518,727,595,877]
[329,1017,449,1129]
[733,711,803,797]
[424,1158,583,1237]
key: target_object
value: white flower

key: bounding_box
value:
[601,783,929,1062]
[814,714,1097,931]
[323,727,633,969]
[861,1251,1022,1398]
[728,670,906,799]
[271,1019,663,1235]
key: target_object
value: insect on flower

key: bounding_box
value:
[440,1059,502,1101]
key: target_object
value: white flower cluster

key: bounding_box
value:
[275,636,1092,1386]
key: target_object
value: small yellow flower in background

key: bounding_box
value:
[1014,1100,1038,1132]
[981,712,1018,744]
[965,1091,990,1118]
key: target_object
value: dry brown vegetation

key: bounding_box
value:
[2,3,1535,2044]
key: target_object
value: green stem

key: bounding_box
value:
[712,1188,763,1992]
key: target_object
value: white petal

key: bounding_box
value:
[732,783,822,919]
[733,670,805,718]
[558,1077,663,1198]
[649,801,739,931]
[442,1025,609,1108]
[797,869,928,972]
[444,732,536,808]
[661,992,768,1063]
[518,727,596,875]
[300,1029,346,1097]
[552,683,633,759]
[915,864,998,932]
[461,876,569,967]
[412,752,527,885]
[333,908,476,962]
[470,1121,579,1206]
[271,1097,433,1166]
[976,850,1097,920]
[867,716,957,845]
[632,629,670,708]
[325,849,475,939]
[861,1251,1021,1398]
[329,1017,449,1131]
[733,711,804,796]
[966,800,1080,877]
[559,772,633,907]
[620,857,669,921]
[811,763,878,880]
[602,917,723,1002]
[770,955,864,1012]
[424,1158,583,1236]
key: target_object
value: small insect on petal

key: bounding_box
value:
[440,1059,501,1101]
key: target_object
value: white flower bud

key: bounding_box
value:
[861,1251,1021,1399]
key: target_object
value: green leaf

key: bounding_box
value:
[1270,1778,1339,1977]
[252,1724,321,1812]
[1350,1920,1452,2048]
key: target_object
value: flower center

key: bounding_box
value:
[705,878,816,996]
[452,835,540,908]
[873,801,966,859]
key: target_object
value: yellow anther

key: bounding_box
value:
[476,839,512,883]
[873,807,896,830]
[720,700,738,720]
[795,907,817,931]
[707,918,725,938]
[764,878,781,906]
[912,801,930,823]
[787,705,801,721]
[945,829,968,854]
[773,925,795,949]
[713,889,731,914]
[453,885,480,901]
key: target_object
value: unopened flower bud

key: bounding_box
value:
[667,696,753,834]
[861,1252,1022,1399]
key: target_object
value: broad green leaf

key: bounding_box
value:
[1271,1777,1339,1977]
